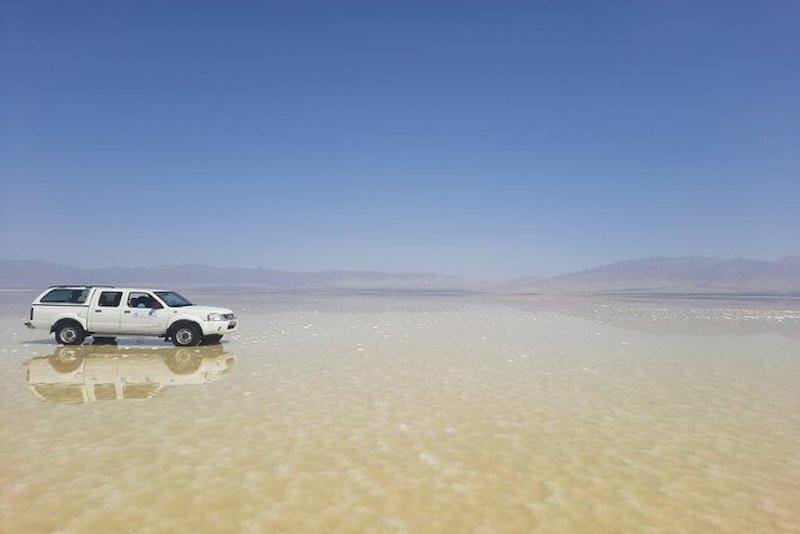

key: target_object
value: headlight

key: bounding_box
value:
[207,313,222,321]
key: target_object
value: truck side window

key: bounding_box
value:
[41,288,89,304]
[127,292,163,309]
[98,291,123,307]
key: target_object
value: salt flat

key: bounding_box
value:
[0,289,798,532]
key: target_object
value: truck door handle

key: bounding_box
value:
[94,309,102,313]
[123,310,131,314]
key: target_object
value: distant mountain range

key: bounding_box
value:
[1,256,799,293]
[506,256,800,293]
[0,260,468,290]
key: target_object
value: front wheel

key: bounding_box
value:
[170,323,202,347]
[165,349,203,374]
[55,322,86,345]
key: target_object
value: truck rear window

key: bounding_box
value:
[98,291,123,307]
[40,289,90,304]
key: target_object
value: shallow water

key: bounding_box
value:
[1,290,799,532]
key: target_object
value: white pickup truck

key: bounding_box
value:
[24,286,237,346]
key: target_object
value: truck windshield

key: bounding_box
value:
[154,291,193,307]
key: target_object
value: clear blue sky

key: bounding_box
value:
[1,2,798,279]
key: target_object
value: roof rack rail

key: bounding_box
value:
[48,285,116,288]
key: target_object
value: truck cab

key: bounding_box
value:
[25,286,237,346]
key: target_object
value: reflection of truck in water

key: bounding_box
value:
[26,345,236,404]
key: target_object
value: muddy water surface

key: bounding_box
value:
[1,290,799,532]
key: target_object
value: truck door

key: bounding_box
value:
[90,291,124,334]
[120,292,169,335]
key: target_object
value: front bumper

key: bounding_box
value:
[201,320,238,336]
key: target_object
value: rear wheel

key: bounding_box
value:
[170,323,202,347]
[54,322,85,346]
[49,346,85,372]
[201,334,222,345]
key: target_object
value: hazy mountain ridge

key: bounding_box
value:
[0,260,469,290]
[1,256,799,292]
[506,256,800,293]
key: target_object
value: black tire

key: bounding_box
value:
[92,336,117,345]
[201,334,222,345]
[170,322,202,347]
[165,348,203,374]
[48,346,85,373]
[54,321,86,346]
